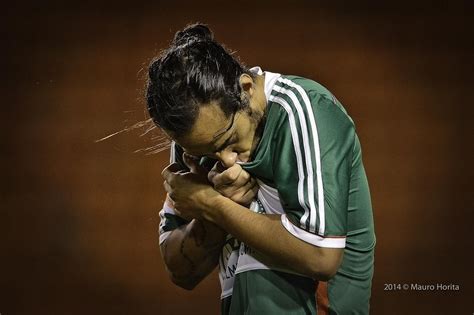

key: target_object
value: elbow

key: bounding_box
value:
[309,264,339,281]
[162,257,201,290]
[164,262,202,290]
[169,274,199,290]
[306,248,344,281]
[161,247,201,290]
[165,263,203,290]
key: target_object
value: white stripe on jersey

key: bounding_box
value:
[273,82,317,233]
[267,94,310,230]
[277,78,325,235]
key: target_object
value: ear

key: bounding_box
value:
[239,73,255,98]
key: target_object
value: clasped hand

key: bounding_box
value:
[162,154,259,221]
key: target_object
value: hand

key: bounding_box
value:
[208,162,259,206]
[162,162,221,222]
[182,152,205,175]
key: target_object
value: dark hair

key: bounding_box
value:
[146,23,253,138]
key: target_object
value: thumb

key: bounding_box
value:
[182,153,206,175]
[208,161,226,183]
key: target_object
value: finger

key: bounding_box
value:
[207,161,222,183]
[230,169,251,188]
[217,176,256,199]
[214,169,250,191]
[165,193,175,208]
[248,180,260,196]
[238,181,260,205]
[208,169,218,183]
[214,161,227,173]
[182,153,201,173]
[162,162,182,180]
[212,164,244,187]
[163,180,173,195]
[225,181,259,205]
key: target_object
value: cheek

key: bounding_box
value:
[232,118,257,152]
[236,128,252,148]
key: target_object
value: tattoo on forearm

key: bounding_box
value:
[191,219,207,247]
[180,236,197,275]
[166,222,223,284]
[163,238,169,253]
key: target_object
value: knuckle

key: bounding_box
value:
[241,170,250,181]
[226,168,240,182]
[213,173,226,186]
[210,162,220,172]
[208,170,218,182]
[216,185,232,196]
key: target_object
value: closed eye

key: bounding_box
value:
[214,133,237,153]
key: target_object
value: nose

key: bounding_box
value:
[215,150,238,168]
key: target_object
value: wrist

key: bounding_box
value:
[201,194,230,225]
[196,218,227,243]
[186,219,225,251]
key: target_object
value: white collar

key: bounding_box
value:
[249,66,281,103]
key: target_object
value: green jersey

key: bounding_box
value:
[159,67,375,314]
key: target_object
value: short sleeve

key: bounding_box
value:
[270,79,355,248]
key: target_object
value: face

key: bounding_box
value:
[173,101,263,168]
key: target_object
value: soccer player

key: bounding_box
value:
[147,23,376,314]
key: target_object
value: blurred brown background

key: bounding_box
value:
[1,1,473,314]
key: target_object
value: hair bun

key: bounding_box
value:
[173,23,213,46]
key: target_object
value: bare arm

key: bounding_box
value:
[206,198,343,281]
[160,217,226,290]
[160,159,257,290]
[163,166,344,281]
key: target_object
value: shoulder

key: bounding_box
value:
[275,75,350,115]
[269,75,334,109]
[268,75,354,130]
[279,75,334,100]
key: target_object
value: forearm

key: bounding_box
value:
[204,197,343,280]
[160,218,226,289]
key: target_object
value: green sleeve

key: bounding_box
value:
[270,77,354,247]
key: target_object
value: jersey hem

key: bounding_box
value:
[281,215,346,248]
